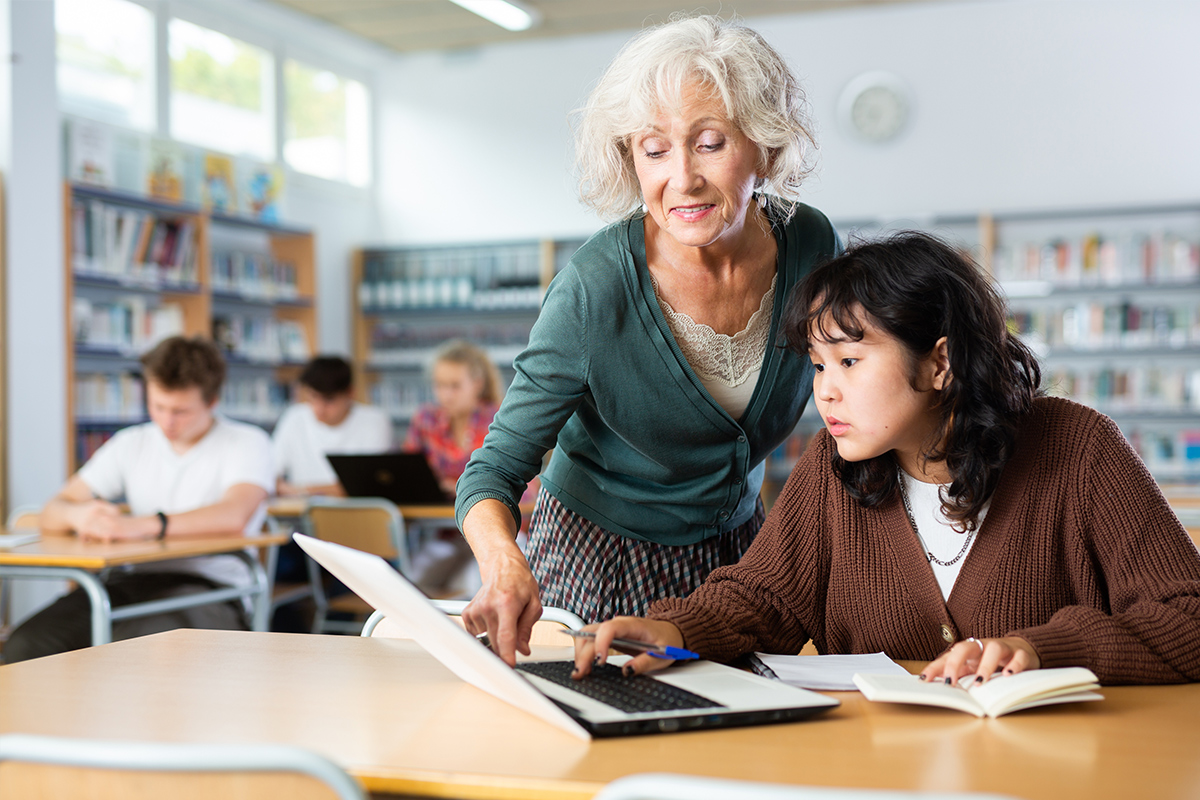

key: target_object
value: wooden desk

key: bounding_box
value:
[1,630,1196,800]
[0,532,289,644]
[268,498,534,526]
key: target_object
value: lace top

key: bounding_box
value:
[653,275,776,418]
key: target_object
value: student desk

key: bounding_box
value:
[0,531,289,644]
[267,498,534,530]
[1,629,1196,800]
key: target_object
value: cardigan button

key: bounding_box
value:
[737,435,747,443]
[940,624,954,643]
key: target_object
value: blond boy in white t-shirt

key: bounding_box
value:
[2,337,273,664]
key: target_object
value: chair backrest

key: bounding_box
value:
[362,601,586,647]
[303,497,410,577]
[0,734,366,800]
[5,505,41,530]
[592,773,1020,800]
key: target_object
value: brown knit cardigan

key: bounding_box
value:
[650,397,1200,684]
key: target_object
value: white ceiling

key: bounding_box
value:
[265,0,947,54]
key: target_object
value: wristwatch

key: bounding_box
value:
[156,511,168,541]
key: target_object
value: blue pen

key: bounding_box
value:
[558,629,699,660]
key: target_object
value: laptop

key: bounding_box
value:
[293,533,839,740]
[326,452,450,505]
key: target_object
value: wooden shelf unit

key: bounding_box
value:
[63,182,316,472]
[354,206,1200,494]
[350,237,585,435]
[764,203,1200,494]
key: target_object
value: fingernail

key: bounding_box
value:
[570,667,580,677]
[1003,669,1013,676]
[973,675,983,685]
[621,665,632,677]
[594,656,602,665]
[944,677,953,685]
[918,673,926,680]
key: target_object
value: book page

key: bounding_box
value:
[853,673,985,716]
[967,667,1100,717]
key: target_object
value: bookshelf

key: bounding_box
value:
[64,182,316,471]
[353,205,1199,502]
[762,204,1200,498]
[993,203,1200,484]
[351,238,584,438]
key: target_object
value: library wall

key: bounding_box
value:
[2,0,65,511]
[375,0,1200,243]
[287,180,378,354]
[1,0,70,624]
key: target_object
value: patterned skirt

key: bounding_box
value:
[525,488,765,623]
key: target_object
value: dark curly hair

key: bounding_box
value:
[782,231,1042,529]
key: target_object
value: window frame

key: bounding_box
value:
[280,43,376,189]
[55,0,160,132]
[55,0,377,190]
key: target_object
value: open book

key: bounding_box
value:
[853,667,1102,717]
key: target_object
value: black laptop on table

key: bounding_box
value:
[326,452,451,505]
[293,533,839,740]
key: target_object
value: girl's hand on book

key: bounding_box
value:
[919,636,1041,685]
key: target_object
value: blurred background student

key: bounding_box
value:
[4,337,273,663]
[273,355,393,497]
[403,340,523,596]
[403,339,502,496]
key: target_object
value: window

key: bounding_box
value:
[56,0,156,130]
[169,19,274,160]
[284,60,371,186]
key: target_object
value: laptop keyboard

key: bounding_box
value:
[516,660,725,714]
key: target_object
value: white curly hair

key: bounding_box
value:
[574,14,817,222]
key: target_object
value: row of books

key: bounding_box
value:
[71,199,199,286]
[370,322,533,351]
[1045,366,1200,413]
[211,252,301,301]
[1130,428,1200,474]
[993,231,1200,286]
[359,276,543,311]
[75,371,294,426]
[220,376,292,425]
[360,245,544,311]
[72,298,184,353]
[75,373,146,423]
[76,428,119,467]
[367,376,436,421]
[363,244,543,283]
[1007,301,1199,351]
[212,314,310,365]
[67,116,283,221]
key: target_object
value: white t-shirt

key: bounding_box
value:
[272,402,393,486]
[900,470,988,602]
[78,416,275,588]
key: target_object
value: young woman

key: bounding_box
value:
[573,232,1200,686]
[404,339,504,497]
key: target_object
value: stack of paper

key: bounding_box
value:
[754,651,910,690]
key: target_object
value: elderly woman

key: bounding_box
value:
[455,15,840,664]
